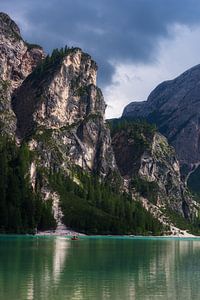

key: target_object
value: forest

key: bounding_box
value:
[49,168,164,235]
[0,134,56,233]
[0,132,164,235]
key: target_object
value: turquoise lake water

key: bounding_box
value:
[0,236,200,300]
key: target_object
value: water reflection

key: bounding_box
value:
[0,237,200,299]
[26,274,33,300]
[52,238,69,284]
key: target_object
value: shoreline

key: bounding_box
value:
[35,224,198,238]
[35,230,199,239]
[0,233,200,239]
[1,226,199,239]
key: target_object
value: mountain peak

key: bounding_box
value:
[12,47,101,139]
[0,12,21,38]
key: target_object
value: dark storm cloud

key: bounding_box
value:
[1,0,200,86]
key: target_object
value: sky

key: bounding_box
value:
[1,0,200,118]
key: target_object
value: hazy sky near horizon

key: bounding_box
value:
[2,0,200,118]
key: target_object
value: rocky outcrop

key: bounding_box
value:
[0,12,45,136]
[0,12,45,91]
[111,121,197,219]
[0,79,16,136]
[122,64,200,183]
[13,48,117,177]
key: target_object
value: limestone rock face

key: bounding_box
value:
[13,50,100,135]
[13,48,117,176]
[122,64,200,179]
[111,124,195,219]
[0,12,45,91]
[0,80,16,135]
[0,12,45,136]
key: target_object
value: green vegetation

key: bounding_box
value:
[109,119,159,204]
[163,206,200,235]
[31,46,80,82]
[108,118,157,178]
[49,168,164,235]
[33,127,53,144]
[25,41,43,50]
[109,118,156,137]
[0,134,56,234]
[0,130,164,235]
[109,118,156,154]
[131,177,159,204]
[74,86,88,97]
[0,80,10,92]
[154,137,173,158]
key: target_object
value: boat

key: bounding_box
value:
[71,236,79,240]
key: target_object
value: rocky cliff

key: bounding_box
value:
[12,48,116,177]
[0,12,45,136]
[11,47,118,230]
[0,12,45,91]
[0,12,199,234]
[122,65,200,190]
[110,120,197,223]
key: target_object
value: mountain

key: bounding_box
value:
[110,121,189,215]
[0,12,199,235]
[12,47,116,177]
[123,65,200,193]
[109,119,198,232]
[0,12,44,136]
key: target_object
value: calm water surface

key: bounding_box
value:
[0,236,200,300]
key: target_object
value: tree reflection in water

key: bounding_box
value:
[0,237,200,300]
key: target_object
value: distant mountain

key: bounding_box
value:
[123,65,200,193]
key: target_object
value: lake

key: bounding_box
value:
[0,236,200,299]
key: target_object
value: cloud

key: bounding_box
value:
[104,24,200,118]
[2,0,200,87]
